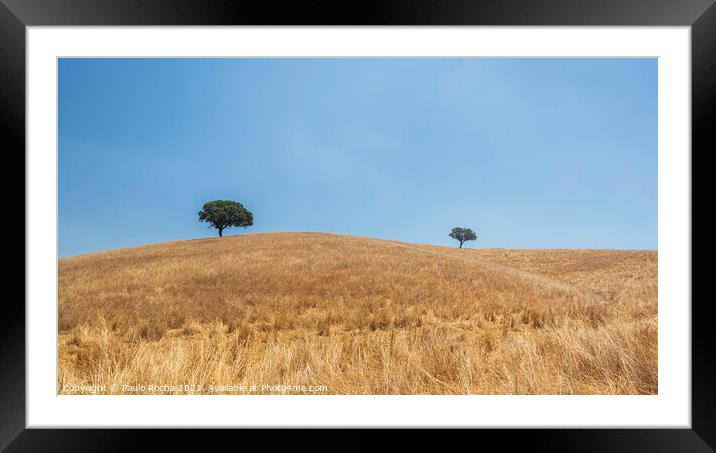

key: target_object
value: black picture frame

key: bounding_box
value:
[1,0,714,451]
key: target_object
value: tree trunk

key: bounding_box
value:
[218,227,223,237]
[459,241,464,249]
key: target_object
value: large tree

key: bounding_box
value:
[449,227,477,249]
[198,200,253,237]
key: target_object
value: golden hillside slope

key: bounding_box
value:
[58,232,657,395]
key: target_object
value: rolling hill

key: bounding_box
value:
[58,232,657,395]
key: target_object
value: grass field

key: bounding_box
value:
[58,232,657,395]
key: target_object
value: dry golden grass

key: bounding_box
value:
[58,232,657,395]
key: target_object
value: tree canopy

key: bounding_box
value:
[198,200,253,237]
[449,227,477,248]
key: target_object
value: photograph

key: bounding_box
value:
[57,57,657,396]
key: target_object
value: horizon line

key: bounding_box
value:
[58,230,659,259]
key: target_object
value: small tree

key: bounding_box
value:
[449,227,477,249]
[198,200,253,237]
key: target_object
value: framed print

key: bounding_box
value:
[2,0,715,450]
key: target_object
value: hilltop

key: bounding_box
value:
[58,232,657,394]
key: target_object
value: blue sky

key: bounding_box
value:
[59,58,657,257]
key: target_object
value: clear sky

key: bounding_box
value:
[59,58,657,257]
